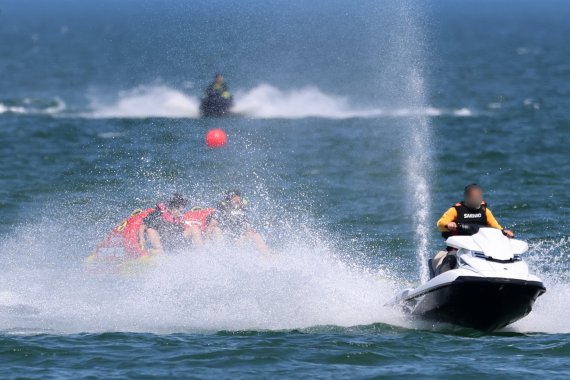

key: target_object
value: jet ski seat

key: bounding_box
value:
[435,254,458,276]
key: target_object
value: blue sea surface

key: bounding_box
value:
[1,0,570,378]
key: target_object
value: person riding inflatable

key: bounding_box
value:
[140,193,189,255]
[207,190,271,254]
[182,206,217,247]
[90,208,155,261]
[90,193,191,261]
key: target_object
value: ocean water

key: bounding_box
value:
[1,0,570,378]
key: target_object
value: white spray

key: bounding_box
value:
[85,83,471,120]
[383,2,433,282]
[0,221,405,334]
[406,69,432,283]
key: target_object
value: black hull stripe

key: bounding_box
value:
[405,276,546,301]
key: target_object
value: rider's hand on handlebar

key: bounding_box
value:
[502,229,515,238]
[446,222,458,231]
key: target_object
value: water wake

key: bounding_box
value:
[509,237,570,334]
[233,84,381,119]
[0,221,403,334]
[0,97,65,116]
[88,85,201,119]
[0,217,568,334]
[87,83,473,120]
[0,85,475,120]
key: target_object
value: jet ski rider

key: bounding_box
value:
[432,184,515,274]
[204,73,232,101]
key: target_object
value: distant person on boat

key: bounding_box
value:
[200,73,233,117]
[206,190,271,254]
[432,184,514,274]
[141,193,200,255]
[205,73,231,99]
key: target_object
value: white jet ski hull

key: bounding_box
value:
[395,228,546,331]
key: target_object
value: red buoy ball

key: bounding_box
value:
[205,128,227,148]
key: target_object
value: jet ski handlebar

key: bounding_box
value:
[456,223,515,238]
[455,223,480,236]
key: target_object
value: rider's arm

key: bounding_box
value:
[485,208,503,230]
[204,217,223,242]
[138,224,147,252]
[146,228,165,255]
[437,207,458,232]
[245,227,271,255]
[184,223,204,247]
[205,84,216,97]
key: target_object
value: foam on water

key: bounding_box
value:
[1,217,568,334]
[84,83,473,120]
[232,84,382,119]
[88,85,202,119]
[0,104,25,114]
[509,238,570,334]
[0,220,405,334]
[0,85,475,120]
[0,97,65,115]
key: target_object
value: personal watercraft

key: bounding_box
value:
[393,227,545,331]
[200,93,233,117]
